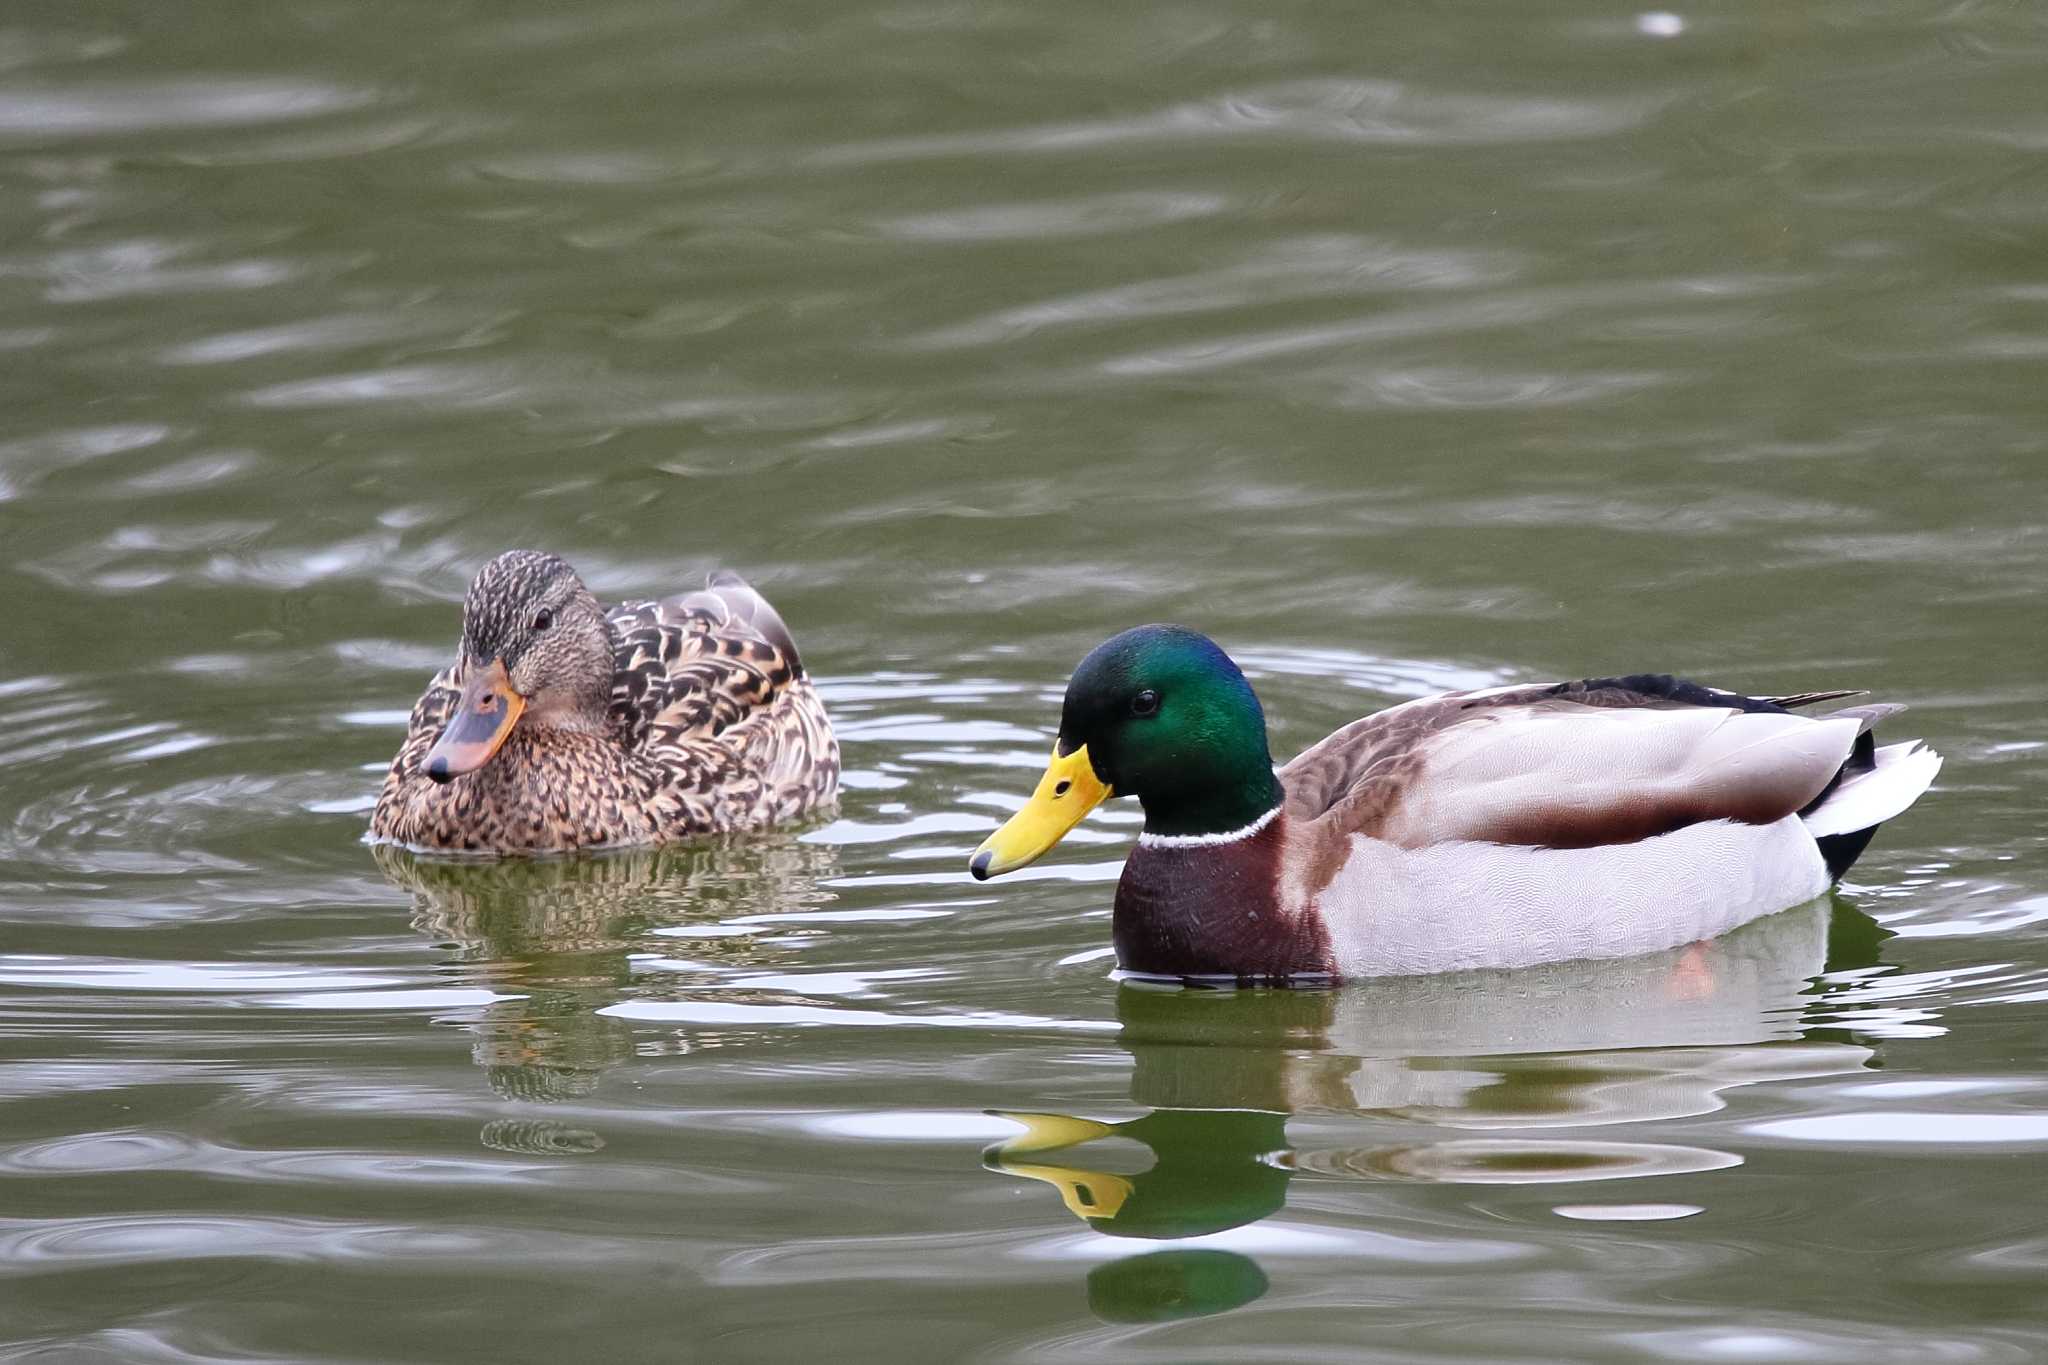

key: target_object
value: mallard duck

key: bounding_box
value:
[370,551,837,854]
[968,625,1941,982]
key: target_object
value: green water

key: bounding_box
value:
[3,0,2046,1359]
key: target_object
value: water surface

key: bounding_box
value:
[3,0,2046,1359]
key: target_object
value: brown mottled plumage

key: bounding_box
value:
[370,551,837,853]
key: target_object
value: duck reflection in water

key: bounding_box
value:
[373,837,838,1151]
[987,899,1885,1322]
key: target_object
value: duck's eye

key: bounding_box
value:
[531,609,554,632]
[1130,689,1161,717]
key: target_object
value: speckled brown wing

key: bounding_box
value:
[605,575,801,747]
[712,671,840,823]
[603,572,839,834]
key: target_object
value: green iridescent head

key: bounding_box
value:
[1060,626,1279,835]
[970,626,1281,878]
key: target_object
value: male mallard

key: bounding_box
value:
[969,626,1940,981]
[370,551,837,853]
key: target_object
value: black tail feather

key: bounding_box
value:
[1816,825,1880,880]
[1762,688,1867,710]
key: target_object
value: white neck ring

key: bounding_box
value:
[1135,803,1281,850]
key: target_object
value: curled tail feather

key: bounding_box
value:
[1799,731,1942,879]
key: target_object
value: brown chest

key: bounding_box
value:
[378,733,675,853]
[1110,815,1334,984]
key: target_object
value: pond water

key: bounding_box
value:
[3,0,2045,1359]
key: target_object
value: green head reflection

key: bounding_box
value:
[984,1106,1293,1240]
[981,1099,1288,1324]
[1087,1249,1271,1323]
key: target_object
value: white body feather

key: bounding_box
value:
[1320,815,1831,977]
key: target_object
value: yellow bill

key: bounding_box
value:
[993,1160,1134,1224]
[984,1112,1131,1222]
[968,744,1112,880]
[424,658,525,783]
[984,1110,1118,1157]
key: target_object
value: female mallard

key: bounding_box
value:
[371,551,837,854]
[969,626,1940,982]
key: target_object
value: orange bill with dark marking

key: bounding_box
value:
[424,658,524,783]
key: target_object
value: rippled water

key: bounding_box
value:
[4,0,2046,1359]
